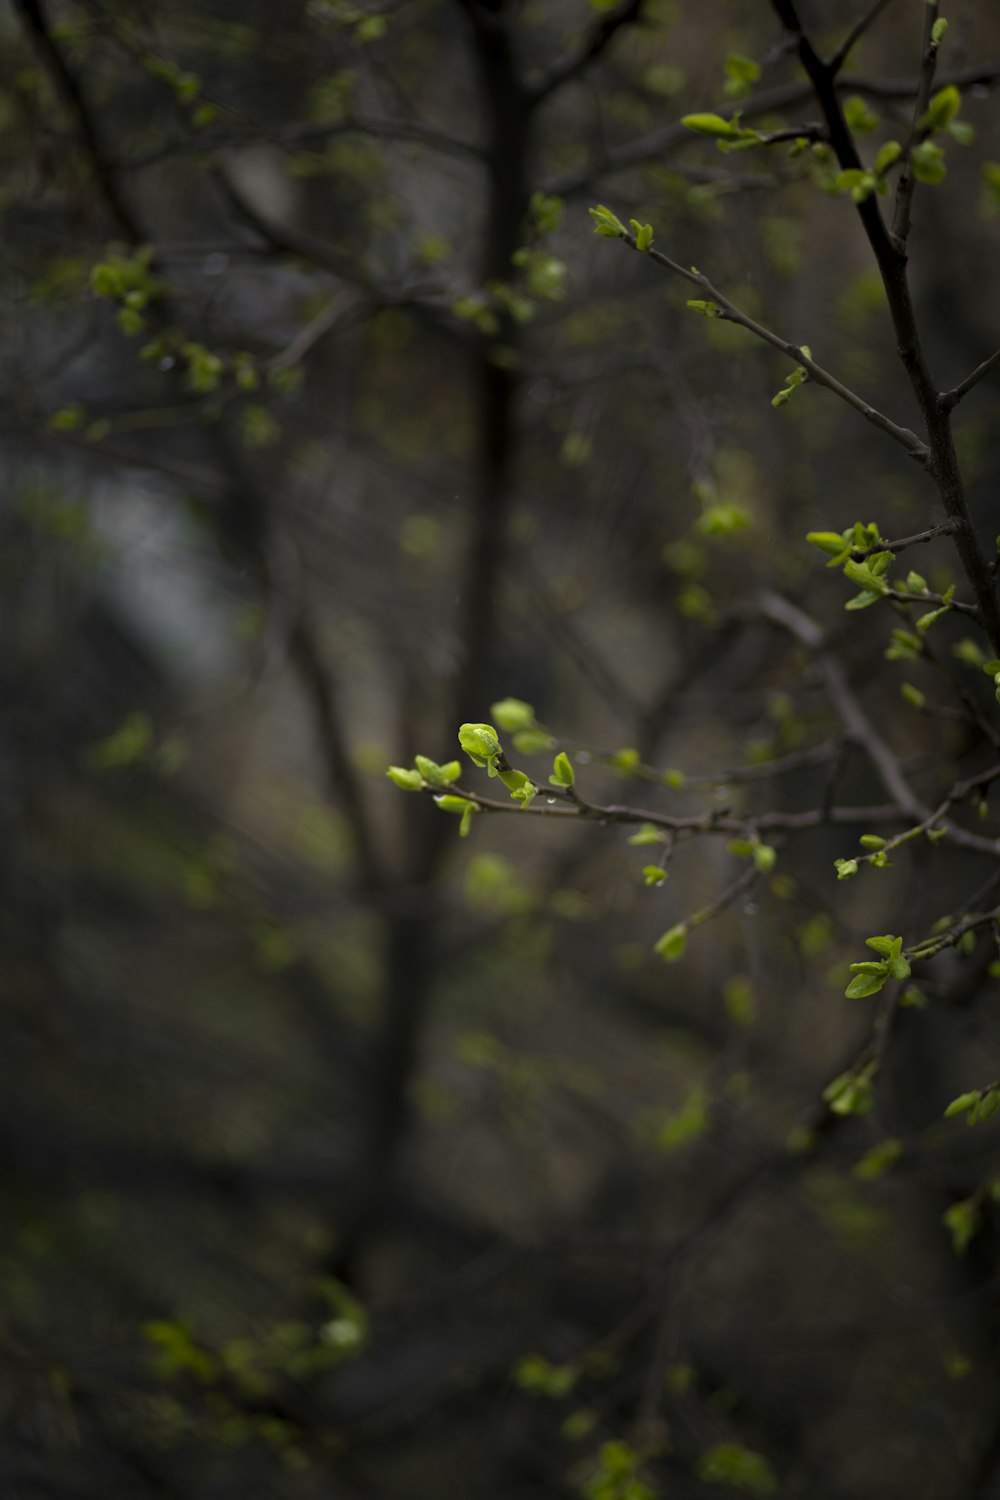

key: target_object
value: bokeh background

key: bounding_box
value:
[4,1,1000,1496]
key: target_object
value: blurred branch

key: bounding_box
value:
[121,114,485,172]
[12,0,142,239]
[546,66,1000,197]
[530,0,647,105]
[829,0,896,74]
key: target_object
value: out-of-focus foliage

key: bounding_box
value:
[3,2,1000,1498]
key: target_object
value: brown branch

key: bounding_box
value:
[890,1,940,251]
[769,0,1000,655]
[627,232,929,461]
[941,349,1000,412]
[530,0,647,105]
[544,66,1000,198]
[829,0,896,75]
[120,114,485,173]
[12,0,142,240]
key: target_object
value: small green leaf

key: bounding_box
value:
[681,112,742,140]
[490,697,535,733]
[588,203,626,238]
[853,1137,903,1181]
[435,794,476,814]
[458,722,502,766]
[628,823,665,846]
[642,865,668,885]
[654,923,687,962]
[387,765,424,791]
[835,858,859,879]
[845,969,888,999]
[806,530,850,556]
[549,751,575,788]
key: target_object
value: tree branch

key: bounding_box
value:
[829,0,896,75]
[624,231,929,461]
[941,349,1000,411]
[530,0,647,105]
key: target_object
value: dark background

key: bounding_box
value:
[3,2,1000,1496]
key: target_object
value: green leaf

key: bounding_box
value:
[458,722,502,766]
[686,299,724,318]
[549,751,575,788]
[922,84,961,131]
[434,794,475,814]
[845,969,888,999]
[655,1085,709,1151]
[681,112,742,140]
[753,843,776,873]
[864,934,901,958]
[874,140,902,175]
[628,823,665,846]
[490,697,535,733]
[945,1091,979,1118]
[931,17,948,44]
[900,682,926,708]
[696,1442,776,1496]
[629,219,654,252]
[588,203,626,238]
[642,865,668,885]
[853,1137,903,1181]
[512,727,555,755]
[843,557,888,594]
[911,140,947,184]
[943,1198,981,1255]
[835,858,859,879]
[387,765,424,791]
[806,530,850,555]
[859,835,886,850]
[654,923,687,962]
[844,95,880,134]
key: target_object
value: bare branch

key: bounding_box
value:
[120,115,485,173]
[941,349,1000,411]
[531,0,646,105]
[829,0,896,75]
[759,592,1000,856]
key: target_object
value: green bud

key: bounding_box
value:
[549,751,575,788]
[387,766,423,791]
[588,204,626,238]
[490,698,535,733]
[654,924,687,962]
[458,722,502,766]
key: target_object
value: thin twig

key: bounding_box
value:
[890,1,940,251]
[626,232,929,461]
[941,349,1000,412]
[530,0,646,105]
[829,0,896,75]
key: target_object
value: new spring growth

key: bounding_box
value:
[458,722,503,773]
[458,722,537,807]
